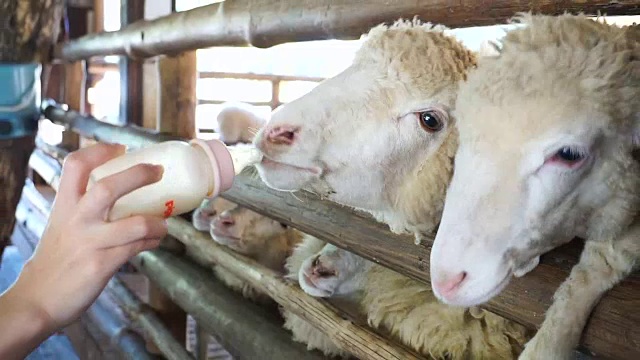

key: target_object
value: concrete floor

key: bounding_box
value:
[0,246,80,360]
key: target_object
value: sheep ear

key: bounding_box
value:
[478,40,501,58]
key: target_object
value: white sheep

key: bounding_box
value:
[430,14,639,359]
[285,236,529,359]
[253,19,467,245]
[214,102,267,144]
[253,18,529,358]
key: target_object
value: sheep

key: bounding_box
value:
[214,102,267,144]
[429,14,639,359]
[209,204,304,302]
[191,197,236,232]
[253,18,529,358]
[189,199,304,302]
[285,236,529,359]
[253,19,469,245]
[281,236,357,358]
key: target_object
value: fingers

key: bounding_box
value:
[79,163,163,218]
[107,238,162,266]
[100,215,168,248]
[57,143,126,206]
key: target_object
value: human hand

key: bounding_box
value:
[7,143,168,332]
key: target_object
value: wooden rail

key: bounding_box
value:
[40,102,640,359]
[54,0,640,61]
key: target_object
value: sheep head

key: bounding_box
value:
[211,205,292,259]
[254,19,475,239]
[297,243,371,298]
[191,197,236,232]
[431,14,640,307]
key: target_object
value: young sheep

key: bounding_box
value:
[253,18,529,358]
[190,199,303,302]
[209,204,304,302]
[285,236,529,359]
[191,197,236,232]
[430,14,639,359]
[215,102,267,144]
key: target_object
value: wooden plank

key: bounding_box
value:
[151,14,195,350]
[54,0,640,61]
[39,103,640,360]
[132,249,351,360]
[142,59,159,130]
[199,72,325,83]
[158,51,197,138]
[119,0,145,126]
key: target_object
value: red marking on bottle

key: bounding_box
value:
[164,200,175,218]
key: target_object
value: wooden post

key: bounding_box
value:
[61,5,91,150]
[145,50,196,352]
[141,2,193,352]
[157,52,197,137]
[119,0,145,126]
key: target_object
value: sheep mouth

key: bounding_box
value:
[260,156,322,175]
[301,272,333,297]
[210,231,241,243]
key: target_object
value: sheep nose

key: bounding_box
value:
[433,271,467,298]
[218,214,235,227]
[311,255,337,278]
[265,125,298,145]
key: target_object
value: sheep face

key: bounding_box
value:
[253,21,473,217]
[210,205,289,255]
[191,197,236,232]
[430,14,640,307]
[298,243,370,298]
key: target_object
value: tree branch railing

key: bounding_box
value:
[53,0,640,62]
[38,101,640,359]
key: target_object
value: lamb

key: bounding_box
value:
[214,102,267,144]
[190,200,304,302]
[253,18,529,358]
[429,14,639,359]
[285,236,529,359]
[191,197,236,232]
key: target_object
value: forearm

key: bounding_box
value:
[0,285,54,360]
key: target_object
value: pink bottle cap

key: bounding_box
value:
[190,139,235,196]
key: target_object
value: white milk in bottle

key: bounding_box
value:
[87,139,262,221]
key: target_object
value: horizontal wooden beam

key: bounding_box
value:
[199,72,325,83]
[54,0,640,61]
[39,102,640,360]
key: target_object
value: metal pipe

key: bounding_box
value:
[53,0,640,61]
[86,294,158,360]
[41,99,178,148]
[131,250,327,360]
[106,277,195,360]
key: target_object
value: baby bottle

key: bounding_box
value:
[87,139,262,221]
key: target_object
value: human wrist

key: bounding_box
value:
[0,284,55,359]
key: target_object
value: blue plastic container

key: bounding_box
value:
[0,63,41,139]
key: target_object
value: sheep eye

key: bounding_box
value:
[417,111,443,132]
[549,147,587,167]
